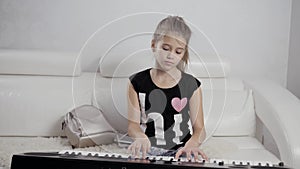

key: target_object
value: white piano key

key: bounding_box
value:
[209,158,222,164]
[120,154,130,159]
[147,156,157,160]
[237,160,247,165]
[58,150,68,154]
[155,156,163,161]
[248,161,255,165]
[228,160,237,165]
[245,161,253,166]
[215,159,227,165]
[161,156,172,161]
[264,161,274,167]
[253,161,267,166]
[179,157,190,162]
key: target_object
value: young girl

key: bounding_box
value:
[127,16,207,161]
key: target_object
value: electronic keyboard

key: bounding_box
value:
[11,150,291,169]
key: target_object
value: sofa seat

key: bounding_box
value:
[204,136,280,163]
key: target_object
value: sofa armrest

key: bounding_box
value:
[244,79,300,168]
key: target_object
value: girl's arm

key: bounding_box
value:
[175,87,207,160]
[188,87,206,145]
[127,81,146,138]
[127,81,150,158]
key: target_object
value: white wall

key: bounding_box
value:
[0,0,292,86]
[287,0,300,98]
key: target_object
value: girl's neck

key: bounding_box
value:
[150,68,182,88]
[153,68,180,78]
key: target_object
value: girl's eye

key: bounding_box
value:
[162,47,169,51]
[176,50,183,54]
[162,45,170,51]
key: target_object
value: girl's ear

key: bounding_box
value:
[151,39,156,52]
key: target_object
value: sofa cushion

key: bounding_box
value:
[0,49,81,76]
[209,89,256,136]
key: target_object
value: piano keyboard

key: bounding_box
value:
[58,150,279,167]
[11,150,290,169]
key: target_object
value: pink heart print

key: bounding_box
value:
[171,97,187,112]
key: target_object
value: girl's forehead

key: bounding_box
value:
[160,35,186,48]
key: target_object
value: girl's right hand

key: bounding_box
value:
[127,137,151,159]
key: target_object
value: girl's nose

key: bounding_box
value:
[166,54,172,59]
[166,51,175,59]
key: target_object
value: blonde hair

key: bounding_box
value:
[152,16,192,71]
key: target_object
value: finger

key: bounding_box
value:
[142,145,147,159]
[199,150,208,161]
[186,150,191,161]
[135,144,141,158]
[147,143,151,152]
[127,144,132,153]
[127,144,134,155]
[192,150,199,162]
[131,145,136,157]
[175,149,183,159]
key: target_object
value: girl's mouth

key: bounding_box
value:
[164,61,173,65]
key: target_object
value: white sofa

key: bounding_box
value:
[0,49,299,168]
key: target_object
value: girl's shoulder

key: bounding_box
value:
[181,71,201,87]
[129,68,152,92]
[129,68,151,81]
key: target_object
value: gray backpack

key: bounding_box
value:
[62,105,116,148]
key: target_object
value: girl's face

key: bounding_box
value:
[152,35,186,71]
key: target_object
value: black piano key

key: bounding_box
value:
[279,161,285,166]
[149,157,156,162]
[218,161,224,166]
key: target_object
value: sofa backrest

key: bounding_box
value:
[94,53,256,137]
[0,49,81,76]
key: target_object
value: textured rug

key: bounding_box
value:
[0,136,235,168]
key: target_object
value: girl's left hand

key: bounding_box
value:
[174,140,208,161]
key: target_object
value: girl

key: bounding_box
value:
[127,16,207,161]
